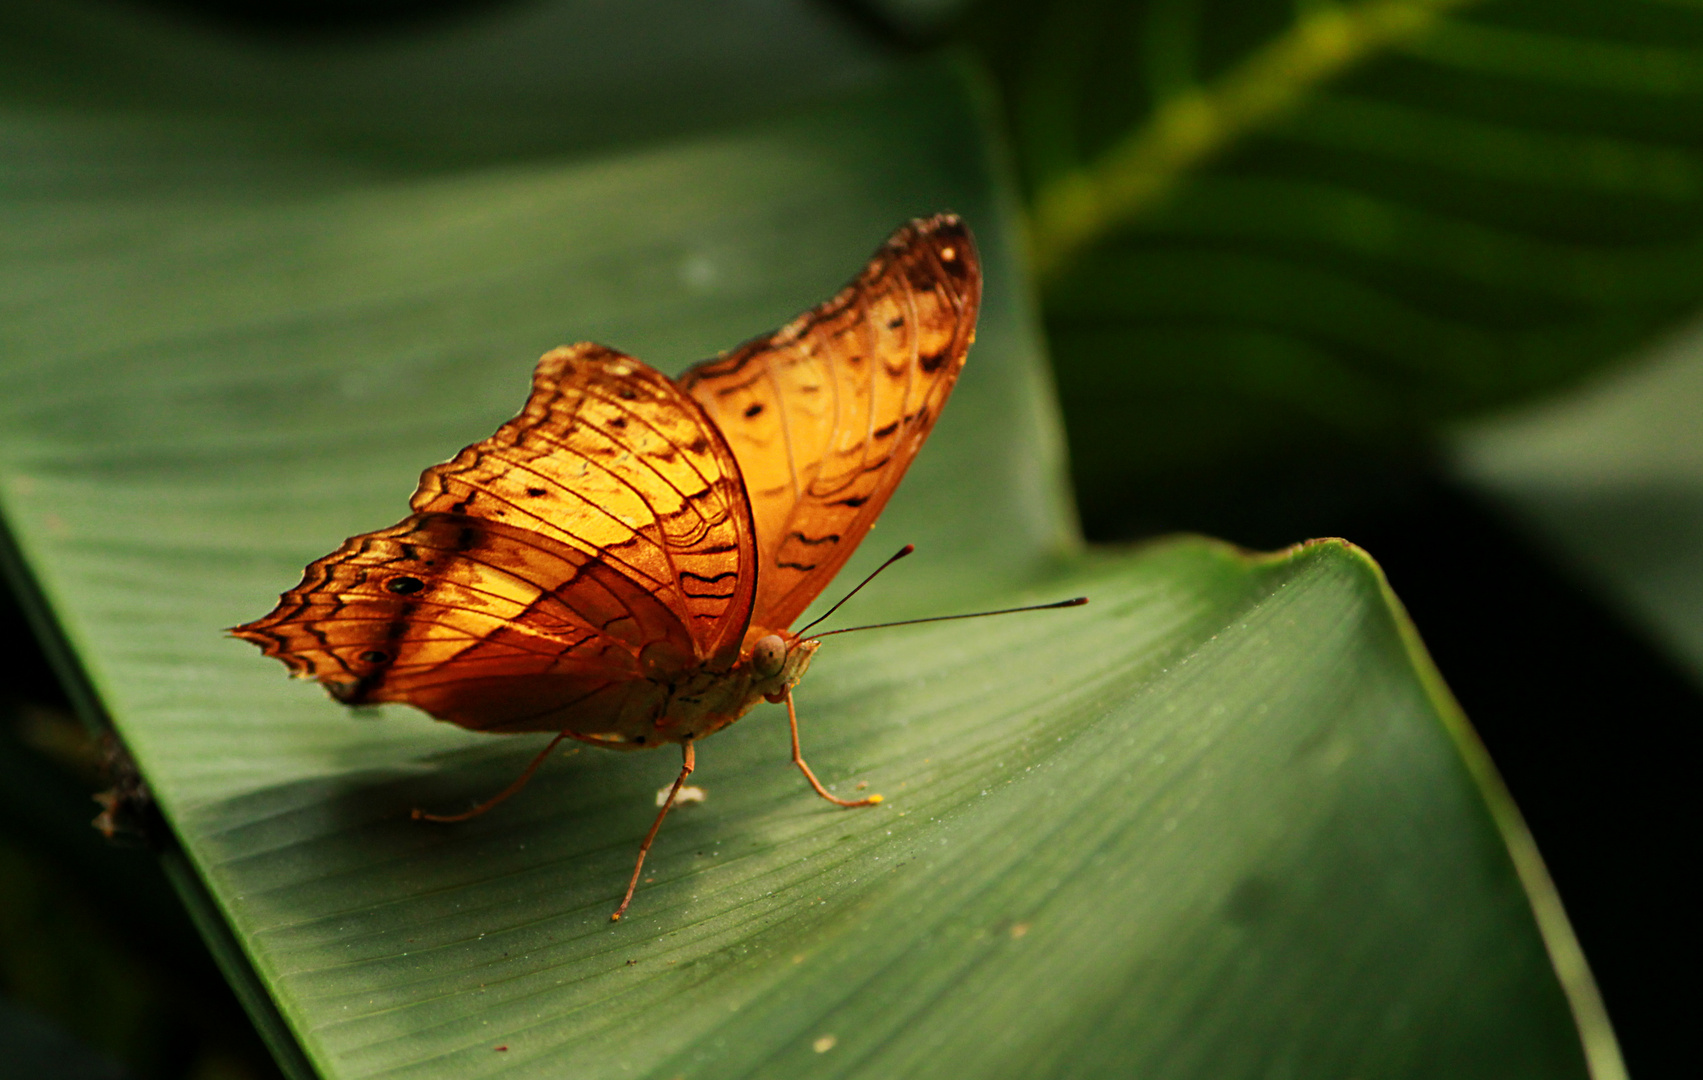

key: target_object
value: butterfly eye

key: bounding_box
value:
[751,635,786,678]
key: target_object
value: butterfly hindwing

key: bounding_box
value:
[679,214,980,634]
[232,513,686,732]
[233,347,760,732]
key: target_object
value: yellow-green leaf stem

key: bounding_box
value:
[1028,0,1481,285]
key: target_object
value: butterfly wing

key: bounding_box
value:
[679,214,980,635]
[233,345,758,734]
[233,514,683,734]
[410,344,757,670]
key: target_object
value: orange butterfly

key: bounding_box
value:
[234,215,986,919]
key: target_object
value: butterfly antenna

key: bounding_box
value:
[809,596,1088,640]
[792,545,917,639]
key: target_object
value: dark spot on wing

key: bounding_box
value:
[386,576,425,595]
[873,421,899,439]
[360,650,390,664]
[790,531,840,546]
[857,452,897,476]
[920,350,948,373]
[743,402,764,419]
[777,561,818,571]
[829,495,868,508]
[887,316,904,329]
[610,416,628,429]
[681,570,738,599]
[526,487,547,497]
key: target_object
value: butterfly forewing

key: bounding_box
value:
[680,214,980,634]
[408,344,757,670]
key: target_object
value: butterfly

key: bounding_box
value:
[233,215,987,919]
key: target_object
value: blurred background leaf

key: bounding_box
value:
[1453,319,1703,683]
[961,0,1703,533]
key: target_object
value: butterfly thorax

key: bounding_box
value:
[587,637,818,749]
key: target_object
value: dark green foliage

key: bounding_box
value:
[964,0,1703,526]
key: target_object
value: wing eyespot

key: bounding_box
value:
[385,576,425,595]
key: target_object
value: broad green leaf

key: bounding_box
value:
[1452,321,1703,686]
[963,0,1703,525]
[0,2,1613,1078]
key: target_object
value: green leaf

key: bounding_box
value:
[0,2,1614,1077]
[964,0,1703,522]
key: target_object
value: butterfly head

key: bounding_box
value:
[749,633,819,703]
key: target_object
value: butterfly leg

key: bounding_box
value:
[412,730,572,824]
[612,740,695,922]
[784,689,882,808]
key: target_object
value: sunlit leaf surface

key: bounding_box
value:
[0,2,1612,1077]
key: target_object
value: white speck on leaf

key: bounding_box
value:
[658,784,708,807]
